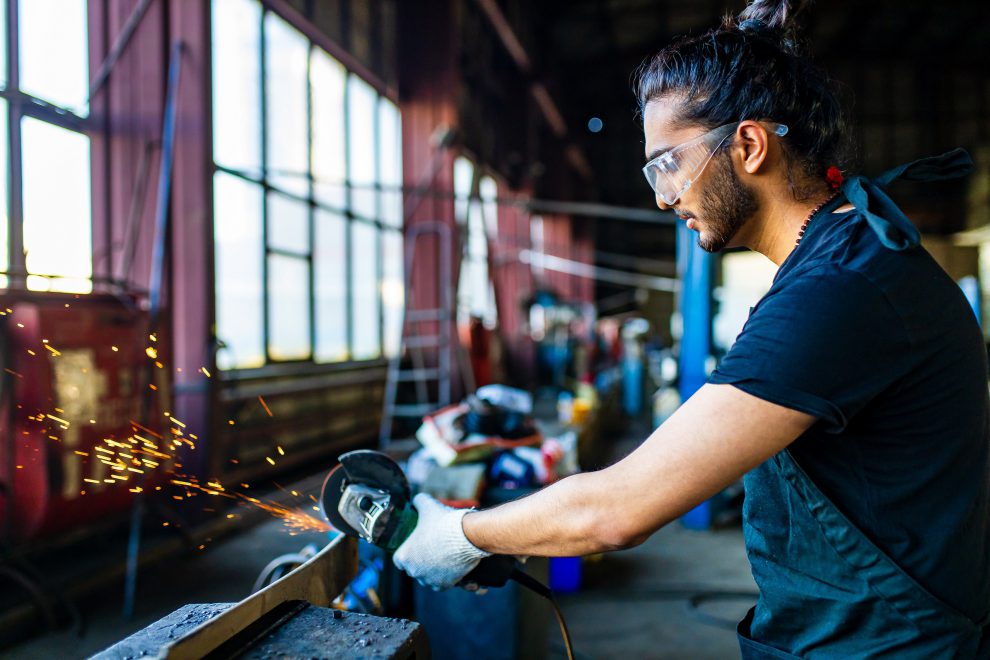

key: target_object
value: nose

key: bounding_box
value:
[655,194,672,211]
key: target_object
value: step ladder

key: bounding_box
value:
[379,221,456,446]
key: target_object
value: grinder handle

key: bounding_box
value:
[459,554,518,588]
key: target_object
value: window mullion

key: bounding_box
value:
[343,74,353,360]
[375,94,383,358]
[260,6,270,362]
[6,0,23,288]
[307,45,316,360]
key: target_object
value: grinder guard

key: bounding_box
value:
[320,449,517,587]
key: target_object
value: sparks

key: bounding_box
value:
[130,421,163,439]
[258,396,273,417]
[45,413,70,426]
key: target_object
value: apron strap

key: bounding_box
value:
[839,148,974,251]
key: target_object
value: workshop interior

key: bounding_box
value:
[0,0,988,658]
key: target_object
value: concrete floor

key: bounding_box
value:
[549,524,755,659]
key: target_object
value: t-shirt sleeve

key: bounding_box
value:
[708,264,912,432]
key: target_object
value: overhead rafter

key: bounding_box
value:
[473,0,594,180]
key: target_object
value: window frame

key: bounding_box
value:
[1,0,92,291]
[210,1,402,374]
[454,153,499,329]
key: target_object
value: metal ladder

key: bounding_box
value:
[379,221,456,446]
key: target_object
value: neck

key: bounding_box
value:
[738,182,833,266]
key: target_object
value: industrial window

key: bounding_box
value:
[211,0,403,371]
[0,0,92,293]
[453,156,498,329]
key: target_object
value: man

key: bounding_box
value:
[394,1,990,656]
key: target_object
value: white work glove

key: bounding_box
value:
[392,493,491,590]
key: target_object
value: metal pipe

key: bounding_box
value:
[515,249,679,292]
[213,163,675,225]
[123,39,183,620]
[87,0,155,104]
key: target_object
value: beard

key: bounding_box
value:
[691,152,758,253]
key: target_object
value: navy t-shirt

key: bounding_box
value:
[709,207,990,621]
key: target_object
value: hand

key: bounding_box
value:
[392,493,491,590]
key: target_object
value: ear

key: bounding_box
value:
[735,121,770,174]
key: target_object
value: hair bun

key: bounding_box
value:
[738,18,769,33]
[737,0,810,35]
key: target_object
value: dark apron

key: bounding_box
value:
[739,451,990,658]
[738,149,990,658]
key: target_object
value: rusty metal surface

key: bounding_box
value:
[89,603,428,659]
[241,606,428,660]
[91,603,234,659]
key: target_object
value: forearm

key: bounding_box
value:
[461,385,817,558]
[395,386,815,589]
[461,471,631,557]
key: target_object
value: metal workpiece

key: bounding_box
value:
[91,603,428,660]
[240,606,428,660]
[89,532,426,659]
[91,604,234,660]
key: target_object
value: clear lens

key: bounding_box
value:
[643,123,738,204]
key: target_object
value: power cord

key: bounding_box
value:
[570,584,758,631]
[509,568,574,660]
[507,573,759,660]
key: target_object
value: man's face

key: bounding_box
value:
[643,99,758,252]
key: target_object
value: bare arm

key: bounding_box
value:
[462,383,816,556]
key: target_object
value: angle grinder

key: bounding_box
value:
[319,449,575,659]
[319,449,518,588]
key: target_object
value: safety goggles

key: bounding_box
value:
[642,122,788,205]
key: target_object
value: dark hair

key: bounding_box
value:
[634,0,849,200]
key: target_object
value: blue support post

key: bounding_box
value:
[676,222,715,529]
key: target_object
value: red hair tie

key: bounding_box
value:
[826,166,844,191]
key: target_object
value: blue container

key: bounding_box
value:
[548,556,581,593]
[622,358,643,416]
[414,557,550,660]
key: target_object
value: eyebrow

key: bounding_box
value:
[645,146,669,163]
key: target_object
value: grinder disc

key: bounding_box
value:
[338,450,411,507]
[319,464,361,537]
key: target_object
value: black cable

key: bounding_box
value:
[510,568,574,660]
[568,585,758,631]
[508,575,757,658]
[685,591,754,631]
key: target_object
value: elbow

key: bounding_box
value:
[575,473,654,552]
[591,515,651,552]
[589,509,654,552]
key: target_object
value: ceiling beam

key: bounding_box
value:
[474,0,593,179]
